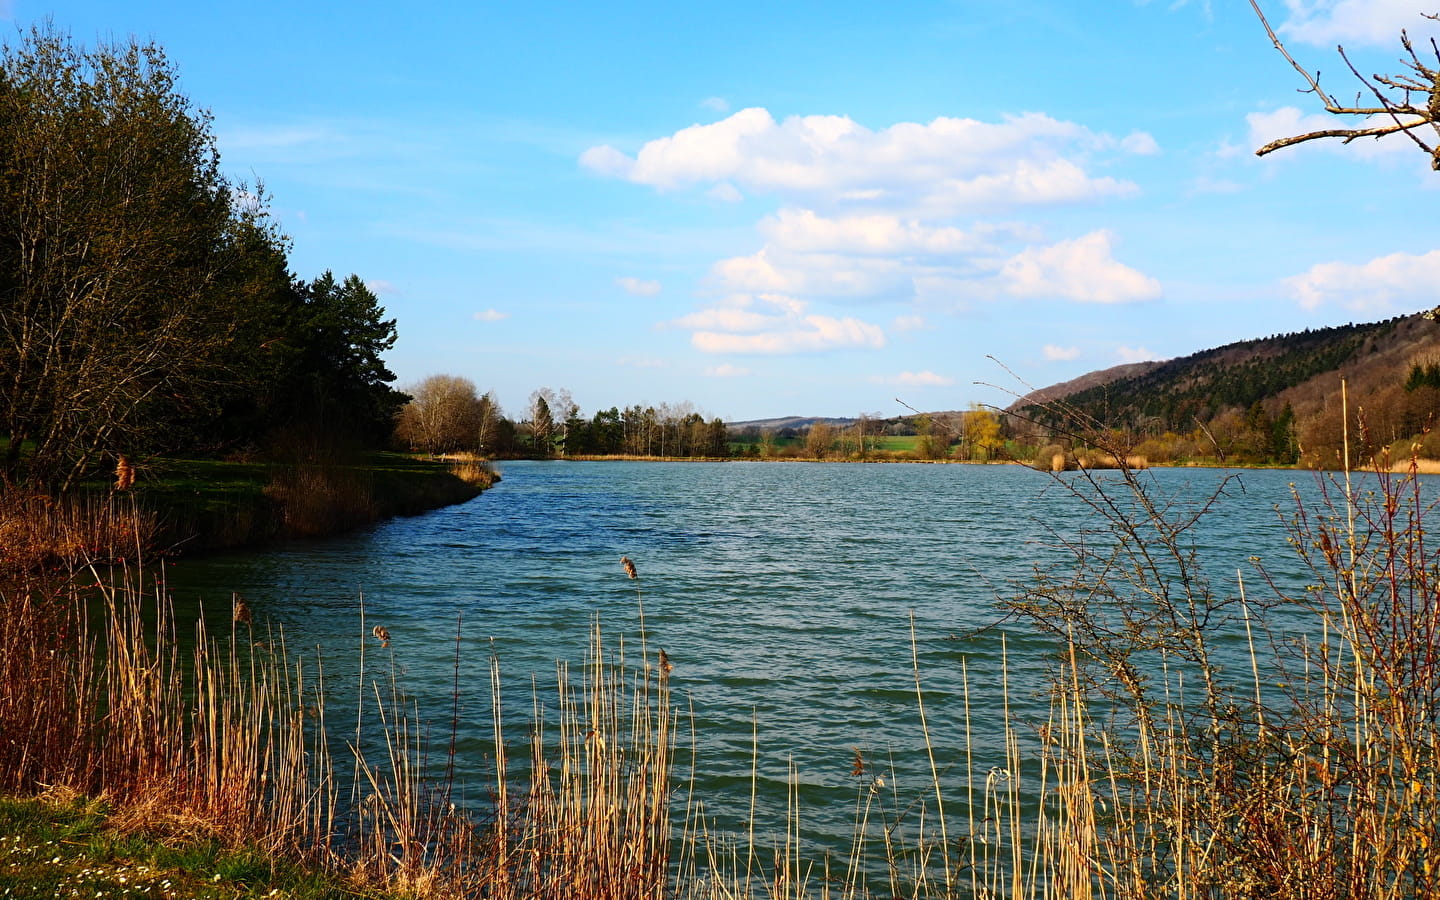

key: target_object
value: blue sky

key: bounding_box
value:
[14,1,1440,421]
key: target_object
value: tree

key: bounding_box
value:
[961,406,1003,460]
[476,392,503,454]
[291,271,406,445]
[914,414,950,460]
[806,422,835,458]
[0,27,284,488]
[528,391,555,455]
[707,418,730,458]
[590,407,623,454]
[1250,2,1440,168]
[394,375,482,455]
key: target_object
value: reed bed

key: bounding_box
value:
[442,452,501,489]
[0,490,155,570]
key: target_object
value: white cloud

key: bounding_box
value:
[1283,248,1440,312]
[708,182,744,203]
[670,293,887,355]
[589,108,1157,314]
[1043,344,1081,361]
[709,224,1161,307]
[578,144,634,179]
[1120,131,1160,155]
[366,279,400,296]
[580,107,1139,215]
[871,370,955,387]
[892,315,928,332]
[758,208,988,255]
[998,231,1162,303]
[701,97,730,113]
[704,363,751,377]
[473,309,509,322]
[710,247,911,298]
[1116,345,1158,363]
[1278,0,1440,47]
[616,276,662,296]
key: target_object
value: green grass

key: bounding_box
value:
[0,796,394,900]
[116,451,490,553]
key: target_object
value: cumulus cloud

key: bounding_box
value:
[708,182,744,203]
[871,370,956,387]
[1043,344,1081,361]
[1278,0,1440,46]
[587,107,1160,315]
[669,293,886,355]
[758,208,989,255]
[709,225,1160,306]
[1120,131,1161,155]
[998,231,1162,303]
[1283,249,1440,312]
[580,107,1140,215]
[616,276,662,296]
[704,363,751,377]
[578,144,634,178]
[1116,345,1158,363]
[710,247,911,298]
[473,309,509,322]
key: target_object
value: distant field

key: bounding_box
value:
[728,434,923,455]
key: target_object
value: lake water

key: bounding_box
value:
[158,460,1347,857]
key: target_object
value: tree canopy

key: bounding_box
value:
[0,27,406,490]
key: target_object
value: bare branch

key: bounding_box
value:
[1249,1,1440,169]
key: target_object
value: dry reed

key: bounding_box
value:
[0,490,155,570]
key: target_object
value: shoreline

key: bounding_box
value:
[0,453,500,573]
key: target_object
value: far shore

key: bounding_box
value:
[511,453,1440,474]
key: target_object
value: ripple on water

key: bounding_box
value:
[160,460,1384,851]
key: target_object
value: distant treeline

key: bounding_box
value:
[0,28,407,491]
[394,376,1017,461]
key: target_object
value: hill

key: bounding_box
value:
[1009,311,1440,467]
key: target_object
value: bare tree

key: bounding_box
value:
[1251,1,1440,167]
[394,375,482,455]
[806,421,835,459]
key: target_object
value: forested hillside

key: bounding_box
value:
[1010,311,1440,468]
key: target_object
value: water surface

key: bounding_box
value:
[161,460,1351,849]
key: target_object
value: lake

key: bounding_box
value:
[159,460,1340,858]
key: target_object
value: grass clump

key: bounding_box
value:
[0,794,371,899]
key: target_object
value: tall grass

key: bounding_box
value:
[0,559,677,897]
[0,490,154,570]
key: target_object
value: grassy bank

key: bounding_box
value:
[0,452,498,571]
[0,793,385,899]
